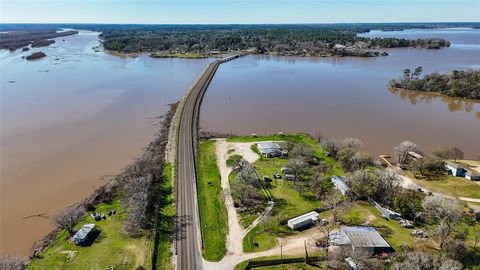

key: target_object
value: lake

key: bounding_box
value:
[0,31,212,255]
[200,28,480,158]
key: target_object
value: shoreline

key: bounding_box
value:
[389,86,480,103]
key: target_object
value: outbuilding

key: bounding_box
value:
[330,226,394,254]
[331,176,352,197]
[445,161,467,177]
[72,223,95,245]
[466,170,480,181]
[287,211,319,230]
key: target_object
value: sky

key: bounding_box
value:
[1,0,479,24]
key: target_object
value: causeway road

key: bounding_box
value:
[176,55,241,270]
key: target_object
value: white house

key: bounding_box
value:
[445,161,467,177]
[331,176,352,197]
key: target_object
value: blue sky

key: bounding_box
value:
[1,0,479,24]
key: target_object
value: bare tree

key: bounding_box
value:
[374,169,402,206]
[341,138,363,151]
[289,143,313,159]
[321,138,341,158]
[451,147,464,162]
[392,251,462,270]
[316,221,335,256]
[286,157,307,183]
[346,169,378,198]
[324,191,345,223]
[53,206,85,235]
[309,172,326,199]
[0,256,26,270]
[422,196,463,250]
[394,141,417,164]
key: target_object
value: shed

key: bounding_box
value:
[331,176,352,197]
[72,223,95,245]
[370,198,402,220]
[257,142,283,158]
[287,211,319,230]
[330,226,394,254]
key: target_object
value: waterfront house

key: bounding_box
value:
[287,211,319,230]
[72,223,95,245]
[331,176,352,197]
[257,141,283,158]
[445,161,467,177]
[466,170,480,181]
[330,226,394,254]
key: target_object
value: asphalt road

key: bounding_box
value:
[175,59,222,270]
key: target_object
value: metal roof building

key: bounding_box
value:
[257,141,282,158]
[287,211,319,230]
[330,226,393,254]
[72,223,95,245]
[331,176,352,197]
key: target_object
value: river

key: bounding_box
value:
[0,31,212,255]
[200,28,480,158]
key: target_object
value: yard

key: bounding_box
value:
[196,140,228,261]
[407,171,480,199]
[237,134,337,253]
[27,200,150,270]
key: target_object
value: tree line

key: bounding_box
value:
[389,67,480,100]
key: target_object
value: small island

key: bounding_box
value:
[0,29,78,51]
[25,51,47,60]
[389,67,480,100]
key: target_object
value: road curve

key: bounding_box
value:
[176,55,241,270]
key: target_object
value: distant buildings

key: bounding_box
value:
[72,223,95,245]
[287,211,319,230]
[257,141,286,158]
[331,176,352,197]
[330,226,394,254]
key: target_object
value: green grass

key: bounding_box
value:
[338,201,418,250]
[196,140,228,261]
[234,254,325,270]
[167,52,207,58]
[28,200,150,270]
[406,171,480,199]
[152,163,175,270]
[227,154,243,167]
[239,134,336,253]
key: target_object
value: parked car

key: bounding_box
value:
[399,219,414,228]
[273,173,282,179]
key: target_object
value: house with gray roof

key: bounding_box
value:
[330,226,394,254]
[257,141,283,158]
[72,223,95,245]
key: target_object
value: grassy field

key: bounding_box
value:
[234,254,324,270]
[28,200,150,270]
[196,140,228,261]
[152,163,175,270]
[337,201,420,250]
[164,52,207,58]
[239,134,335,253]
[407,171,480,199]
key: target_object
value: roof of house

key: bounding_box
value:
[341,226,391,248]
[72,223,95,241]
[408,151,424,159]
[257,141,281,154]
[331,176,351,193]
[288,211,319,225]
[445,161,467,170]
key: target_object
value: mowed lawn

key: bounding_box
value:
[407,172,480,199]
[28,200,150,270]
[196,140,228,261]
[241,134,334,253]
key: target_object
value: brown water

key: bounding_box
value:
[0,31,212,255]
[201,28,480,158]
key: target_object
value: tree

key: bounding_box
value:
[321,138,341,158]
[286,157,307,183]
[0,255,26,270]
[394,189,425,220]
[422,196,463,250]
[324,191,346,223]
[410,155,444,177]
[53,206,85,235]
[289,143,313,159]
[451,147,464,162]
[394,141,417,165]
[341,138,363,151]
[392,251,462,270]
[316,221,335,256]
[374,169,402,207]
[347,169,378,198]
[403,68,411,79]
[412,66,423,79]
[309,172,326,199]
